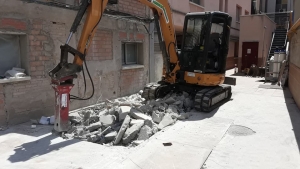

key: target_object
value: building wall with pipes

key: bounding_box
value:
[288,0,300,109]
[0,0,151,126]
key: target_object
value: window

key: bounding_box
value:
[0,34,28,77]
[236,5,242,22]
[245,10,249,15]
[190,0,203,6]
[225,0,228,12]
[122,42,144,66]
[219,0,223,11]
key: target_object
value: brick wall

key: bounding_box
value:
[120,68,145,96]
[0,0,150,126]
[118,0,146,17]
[86,29,113,61]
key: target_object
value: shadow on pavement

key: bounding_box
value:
[229,72,245,76]
[7,133,79,163]
[284,89,300,153]
[184,107,220,122]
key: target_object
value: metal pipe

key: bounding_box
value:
[66,32,73,44]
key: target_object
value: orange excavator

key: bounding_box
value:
[49,0,234,132]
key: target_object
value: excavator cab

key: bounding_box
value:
[180,12,232,74]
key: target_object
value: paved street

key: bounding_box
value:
[1,69,300,169]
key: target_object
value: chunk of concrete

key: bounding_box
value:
[104,131,117,142]
[158,113,175,130]
[164,97,176,105]
[86,122,102,132]
[139,104,152,114]
[184,98,193,110]
[178,113,190,120]
[138,125,152,140]
[132,140,144,146]
[130,119,145,126]
[166,105,179,114]
[122,122,144,144]
[152,110,165,124]
[129,108,152,121]
[144,119,154,128]
[100,115,116,127]
[114,115,131,145]
[182,91,189,98]
[119,106,131,121]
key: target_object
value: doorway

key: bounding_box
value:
[242,42,259,70]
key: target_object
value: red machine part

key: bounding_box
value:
[52,81,74,132]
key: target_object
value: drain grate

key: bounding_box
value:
[227,125,256,136]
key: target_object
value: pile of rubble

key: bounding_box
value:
[63,90,194,146]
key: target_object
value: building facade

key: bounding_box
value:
[0,0,151,126]
[288,0,300,109]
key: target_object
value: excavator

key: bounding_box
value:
[49,0,234,132]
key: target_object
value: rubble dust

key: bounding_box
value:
[62,90,193,146]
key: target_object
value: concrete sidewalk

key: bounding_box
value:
[1,69,300,169]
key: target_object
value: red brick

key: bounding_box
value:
[0,18,27,30]
[30,41,41,46]
[129,33,134,40]
[31,30,40,35]
[136,33,145,40]
[36,35,48,41]
[119,32,127,40]
[36,66,44,71]
[30,61,43,66]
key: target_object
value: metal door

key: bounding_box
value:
[242,42,259,70]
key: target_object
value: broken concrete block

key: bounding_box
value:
[132,140,144,146]
[139,104,152,114]
[152,124,159,134]
[164,97,176,105]
[98,109,109,116]
[182,91,189,98]
[114,115,131,145]
[138,90,143,95]
[166,105,179,114]
[152,110,165,124]
[104,131,117,142]
[129,108,152,121]
[138,125,152,140]
[184,98,193,110]
[89,115,99,123]
[122,122,144,144]
[130,119,145,126]
[144,119,154,128]
[158,113,175,130]
[178,113,190,120]
[100,115,116,127]
[119,106,131,121]
[86,122,102,132]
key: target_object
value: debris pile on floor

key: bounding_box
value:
[63,91,193,146]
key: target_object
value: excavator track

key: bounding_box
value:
[194,85,232,112]
[142,83,232,113]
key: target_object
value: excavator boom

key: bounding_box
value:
[49,0,234,132]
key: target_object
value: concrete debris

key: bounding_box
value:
[164,97,176,104]
[184,98,193,111]
[122,122,144,144]
[31,125,36,129]
[132,140,144,146]
[158,113,176,130]
[119,106,131,121]
[30,119,39,124]
[130,119,145,126]
[69,115,82,125]
[99,115,116,127]
[152,110,165,124]
[86,122,102,132]
[60,91,191,146]
[138,125,152,140]
[178,113,191,120]
[114,115,131,145]
[129,108,152,121]
[104,131,117,142]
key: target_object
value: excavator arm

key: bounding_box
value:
[49,0,113,132]
[138,0,178,83]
